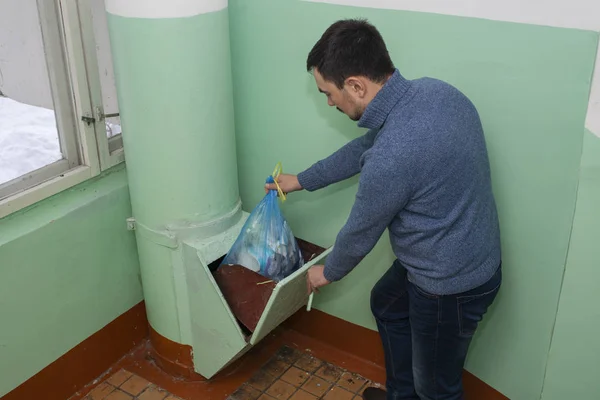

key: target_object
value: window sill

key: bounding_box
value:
[0,166,94,220]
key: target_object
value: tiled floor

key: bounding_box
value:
[77,344,381,400]
[69,327,386,400]
[56,311,503,400]
[83,369,182,400]
[225,346,380,400]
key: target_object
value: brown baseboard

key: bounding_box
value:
[284,309,508,400]
[463,370,508,400]
[148,325,205,381]
[284,308,386,367]
[2,301,148,400]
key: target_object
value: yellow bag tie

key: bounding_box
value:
[271,162,287,202]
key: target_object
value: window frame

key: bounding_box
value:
[73,0,125,170]
[0,0,122,219]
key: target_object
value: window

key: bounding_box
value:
[0,0,121,218]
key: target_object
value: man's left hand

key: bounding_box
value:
[306,265,330,294]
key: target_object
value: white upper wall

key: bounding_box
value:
[105,0,227,18]
[305,0,600,136]
[304,0,599,31]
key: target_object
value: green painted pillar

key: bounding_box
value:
[105,0,240,345]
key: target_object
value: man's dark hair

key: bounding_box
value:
[307,19,395,89]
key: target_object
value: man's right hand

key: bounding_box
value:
[265,173,303,195]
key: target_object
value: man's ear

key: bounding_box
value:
[345,76,367,98]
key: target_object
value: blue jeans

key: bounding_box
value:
[370,261,501,400]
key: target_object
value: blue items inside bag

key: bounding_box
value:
[221,164,304,282]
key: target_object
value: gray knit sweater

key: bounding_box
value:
[298,69,501,295]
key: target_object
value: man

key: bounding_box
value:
[265,19,501,400]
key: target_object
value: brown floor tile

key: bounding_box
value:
[281,367,310,387]
[88,382,115,400]
[164,396,184,400]
[294,354,323,373]
[107,370,133,387]
[315,364,344,383]
[263,358,291,377]
[229,384,263,400]
[137,384,170,400]
[275,346,304,364]
[258,394,276,400]
[104,390,133,400]
[266,380,297,400]
[120,374,151,396]
[248,369,279,391]
[323,387,354,400]
[336,372,368,394]
[289,390,318,400]
[301,376,331,397]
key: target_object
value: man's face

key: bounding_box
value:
[313,69,364,121]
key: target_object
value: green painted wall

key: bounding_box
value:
[541,130,600,399]
[0,166,142,397]
[228,1,598,398]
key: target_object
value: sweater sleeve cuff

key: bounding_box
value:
[323,248,363,283]
[297,167,325,192]
[323,263,340,283]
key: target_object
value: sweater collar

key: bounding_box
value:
[357,69,412,130]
